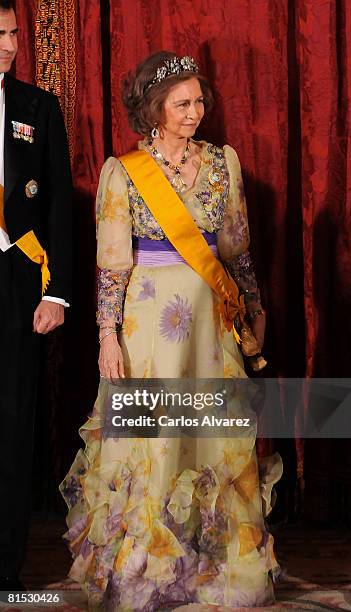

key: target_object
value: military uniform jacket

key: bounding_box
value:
[3,73,72,302]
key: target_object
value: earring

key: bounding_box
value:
[151,124,160,139]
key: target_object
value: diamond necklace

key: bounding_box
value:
[148,139,190,192]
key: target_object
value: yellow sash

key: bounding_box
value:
[0,186,50,295]
[16,230,51,295]
[119,150,245,337]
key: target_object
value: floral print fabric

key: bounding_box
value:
[61,141,282,610]
[61,380,283,610]
[96,269,131,326]
[96,140,258,327]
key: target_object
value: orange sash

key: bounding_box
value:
[16,230,51,295]
[119,150,245,336]
[0,184,50,295]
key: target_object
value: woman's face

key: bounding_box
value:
[160,77,205,139]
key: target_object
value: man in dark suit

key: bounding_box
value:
[0,0,72,589]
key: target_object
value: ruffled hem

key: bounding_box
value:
[60,382,282,611]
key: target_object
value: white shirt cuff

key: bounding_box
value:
[0,228,14,252]
[42,296,70,308]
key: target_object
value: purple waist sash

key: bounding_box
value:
[133,232,218,266]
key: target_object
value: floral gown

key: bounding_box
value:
[60,140,282,610]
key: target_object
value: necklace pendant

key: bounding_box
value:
[170,174,187,192]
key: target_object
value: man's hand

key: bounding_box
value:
[33,301,65,334]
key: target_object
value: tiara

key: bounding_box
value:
[144,55,199,92]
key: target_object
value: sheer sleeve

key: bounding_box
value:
[217,146,262,314]
[95,157,133,327]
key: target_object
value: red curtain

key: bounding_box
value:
[14,0,37,83]
[296,0,351,377]
[13,0,351,519]
[108,0,298,377]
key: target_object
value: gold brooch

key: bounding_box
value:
[25,180,39,198]
[208,168,225,193]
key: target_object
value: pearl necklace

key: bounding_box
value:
[148,140,190,192]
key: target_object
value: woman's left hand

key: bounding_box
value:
[250,310,266,350]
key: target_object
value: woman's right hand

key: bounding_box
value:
[99,332,125,380]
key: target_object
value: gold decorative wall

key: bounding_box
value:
[35,0,76,160]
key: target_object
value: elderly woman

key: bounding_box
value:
[61,51,282,610]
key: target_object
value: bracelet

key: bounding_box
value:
[247,309,264,320]
[99,330,117,344]
[99,325,116,331]
[243,288,261,305]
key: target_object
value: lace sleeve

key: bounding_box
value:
[95,157,133,328]
[225,250,262,314]
[96,268,132,327]
[217,146,263,315]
